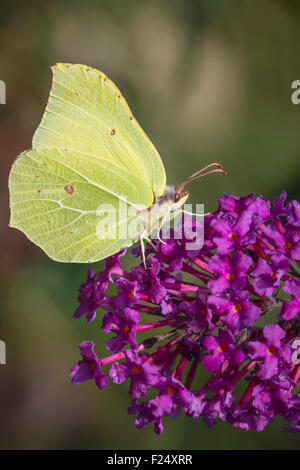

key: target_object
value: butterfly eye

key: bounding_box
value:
[174,193,181,203]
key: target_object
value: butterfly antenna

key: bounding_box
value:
[176,163,227,195]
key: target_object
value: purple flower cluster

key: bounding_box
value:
[70,192,300,434]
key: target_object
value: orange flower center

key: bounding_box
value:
[201,308,208,317]
[271,271,278,280]
[168,386,176,394]
[218,343,227,352]
[227,273,236,280]
[233,303,242,312]
[267,346,276,355]
[129,289,134,299]
[229,232,238,240]
[132,366,140,375]
[124,325,130,335]
[283,241,292,249]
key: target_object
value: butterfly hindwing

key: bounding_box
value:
[9,148,144,262]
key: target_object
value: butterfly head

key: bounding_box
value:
[160,185,189,213]
[162,163,227,213]
[173,188,190,209]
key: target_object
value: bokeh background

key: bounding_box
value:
[1,0,300,449]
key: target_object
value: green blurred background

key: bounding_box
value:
[1,0,300,449]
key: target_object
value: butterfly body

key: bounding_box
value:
[134,184,190,244]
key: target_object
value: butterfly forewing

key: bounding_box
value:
[32,63,166,199]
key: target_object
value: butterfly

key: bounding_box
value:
[8,63,226,264]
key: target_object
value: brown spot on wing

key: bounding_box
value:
[64,184,75,195]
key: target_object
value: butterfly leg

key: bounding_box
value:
[154,210,182,245]
[140,235,146,268]
[156,217,167,245]
[155,209,178,245]
[139,231,157,268]
[181,209,210,217]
